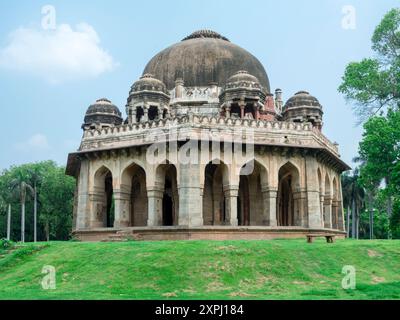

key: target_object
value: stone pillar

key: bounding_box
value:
[76,160,90,229]
[178,164,203,227]
[254,102,260,120]
[324,197,333,228]
[239,101,245,119]
[332,200,339,229]
[224,185,238,226]
[131,108,137,124]
[305,155,323,228]
[114,189,131,228]
[225,103,231,118]
[142,105,149,122]
[320,194,325,225]
[147,187,163,226]
[88,190,106,228]
[261,187,277,226]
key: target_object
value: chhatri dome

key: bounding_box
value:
[143,30,271,92]
[66,29,350,242]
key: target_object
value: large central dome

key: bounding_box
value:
[143,30,270,92]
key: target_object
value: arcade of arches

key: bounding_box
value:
[82,156,344,232]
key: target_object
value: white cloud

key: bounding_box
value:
[16,133,50,151]
[0,23,117,83]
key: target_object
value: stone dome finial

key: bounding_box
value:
[83,98,123,130]
[131,74,168,94]
[182,30,230,42]
[282,90,323,129]
[226,70,260,84]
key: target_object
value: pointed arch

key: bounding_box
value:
[277,162,301,226]
[121,162,147,226]
[323,172,332,228]
[92,165,114,228]
[155,162,178,226]
[332,176,339,229]
[202,159,229,225]
[238,159,268,226]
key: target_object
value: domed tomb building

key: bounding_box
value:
[66,30,350,241]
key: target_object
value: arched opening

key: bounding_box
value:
[332,177,339,229]
[148,106,159,121]
[244,103,255,119]
[203,161,228,225]
[93,166,114,228]
[123,163,148,226]
[136,106,144,122]
[324,173,332,228]
[317,168,323,222]
[277,162,300,226]
[230,104,241,118]
[156,163,178,226]
[238,160,267,226]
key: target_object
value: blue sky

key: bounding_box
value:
[0,0,398,170]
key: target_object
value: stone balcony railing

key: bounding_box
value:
[80,114,340,157]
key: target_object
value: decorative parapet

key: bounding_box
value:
[80,115,340,157]
[170,86,220,104]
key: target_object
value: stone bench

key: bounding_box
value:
[306,234,335,243]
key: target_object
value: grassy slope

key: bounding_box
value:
[0,239,399,300]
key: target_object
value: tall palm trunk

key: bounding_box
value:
[351,199,356,238]
[346,205,351,238]
[21,201,25,243]
[7,204,11,241]
[356,205,360,239]
[33,183,37,242]
[45,221,50,242]
[368,193,374,239]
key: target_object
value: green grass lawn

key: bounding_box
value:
[0,239,399,300]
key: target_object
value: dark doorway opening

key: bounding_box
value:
[162,179,174,226]
[105,172,114,228]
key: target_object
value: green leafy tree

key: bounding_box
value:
[10,170,34,243]
[0,161,75,241]
[341,169,365,239]
[339,8,400,122]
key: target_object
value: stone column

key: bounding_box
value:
[254,102,260,120]
[147,187,163,226]
[178,164,203,227]
[76,159,90,229]
[332,200,339,229]
[131,108,137,124]
[224,185,239,226]
[143,105,149,122]
[239,101,245,119]
[305,155,323,228]
[320,194,325,225]
[261,187,277,226]
[324,196,333,228]
[225,103,231,118]
[114,188,131,228]
[88,190,106,228]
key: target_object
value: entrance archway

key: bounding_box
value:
[202,161,229,225]
[238,160,267,226]
[93,166,114,228]
[277,162,300,226]
[156,163,178,226]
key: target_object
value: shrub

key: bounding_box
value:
[0,238,14,250]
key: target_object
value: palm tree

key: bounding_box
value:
[341,168,365,238]
[1,185,13,241]
[28,168,42,243]
[10,171,34,243]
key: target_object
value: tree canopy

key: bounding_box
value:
[339,8,400,122]
[0,161,75,241]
